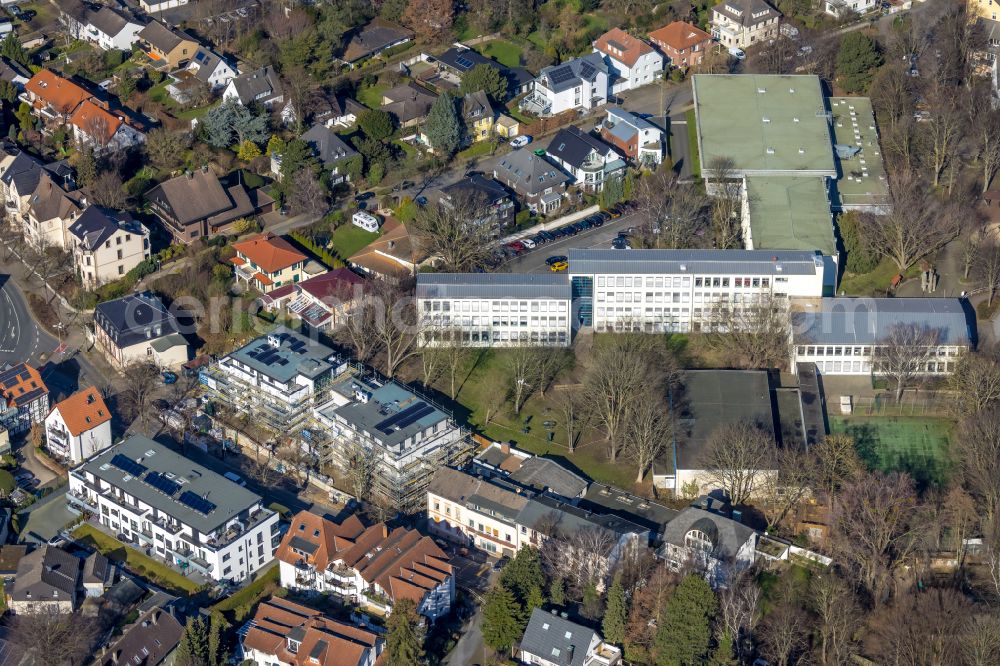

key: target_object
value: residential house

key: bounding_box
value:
[971,0,1000,21]
[417,273,573,347]
[316,95,367,128]
[68,205,151,288]
[96,606,184,666]
[657,497,758,588]
[648,21,713,68]
[434,46,533,98]
[381,82,437,128]
[0,363,48,434]
[0,56,31,89]
[181,48,238,90]
[145,168,274,243]
[348,218,428,279]
[81,550,113,597]
[711,0,782,50]
[138,20,199,69]
[518,608,622,666]
[277,510,454,621]
[546,126,626,193]
[222,66,291,121]
[22,170,83,250]
[9,546,83,614]
[259,268,365,331]
[230,232,327,294]
[461,91,495,143]
[199,328,345,437]
[495,114,520,139]
[83,6,143,51]
[790,297,974,376]
[439,174,515,229]
[592,28,663,93]
[44,386,112,463]
[521,53,609,116]
[141,0,191,11]
[599,108,664,166]
[0,150,74,230]
[93,291,189,369]
[69,99,147,153]
[22,69,93,127]
[493,149,570,215]
[241,596,384,666]
[67,435,281,582]
[824,0,878,16]
[299,123,359,185]
[339,20,413,65]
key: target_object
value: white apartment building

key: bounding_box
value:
[593,28,663,94]
[312,377,471,512]
[415,273,573,347]
[200,328,346,437]
[824,0,878,16]
[711,0,781,50]
[520,53,609,116]
[569,248,826,333]
[790,297,974,376]
[44,386,112,463]
[68,206,151,288]
[67,436,281,583]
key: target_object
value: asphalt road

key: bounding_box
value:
[0,274,54,367]
[502,210,647,274]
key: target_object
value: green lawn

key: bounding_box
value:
[838,259,920,297]
[829,415,953,487]
[457,141,495,160]
[685,109,700,178]
[355,83,388,110]
[330,223,380,259]
[443,349,639,490]
[211,563,279,619]
[72,523,201,594]
[477,40,523,68]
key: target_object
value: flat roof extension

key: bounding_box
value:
[745,176,836,256]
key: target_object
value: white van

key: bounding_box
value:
[352,210,381,233]
[728,47,746,60]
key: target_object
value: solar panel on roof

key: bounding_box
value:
[394,402,435,429]
[375,401,432,434]
[145,471,180,496]
[110,454,147,476]
[579,62,597,80]
[456,55,473,69]
[178,490,216,515]
[549,66,574,85]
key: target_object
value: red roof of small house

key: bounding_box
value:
[25,70,91,115]
[69,100,123,145]
[232,232,307,274]
[298,268,365,303]
[593,28,656,68]
[648,21,712,51]
[49,387,111,437]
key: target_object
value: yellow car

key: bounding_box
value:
[549,260,568,272]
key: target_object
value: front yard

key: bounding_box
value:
[330,223,380,259]
[72,523,202,595]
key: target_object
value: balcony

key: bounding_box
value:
[519,91,552,116]
[67,490,98,513]
[165,544,212,575]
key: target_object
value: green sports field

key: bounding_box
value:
[829,415,953,488]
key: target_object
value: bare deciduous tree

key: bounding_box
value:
[119,362,160,430]
[974,240,1000,307]
[338,296,378,364]
[759,600,809,666]
[410,192,499,272]
[762,446,816,531]
[859,173,960,273]
[955,409,1000,528]
[873,322,942,402]
[707,294,790,370]
[633,169,710,249]
[705,156,742,249]
[949,348,1000,415]
[8,608,100,665]
[923,78,967,187]
[813,433,863,508]
[551,385,588,454]
[962,614,1000,666]
[971,86,1000,194]
[368,278,423,378]
[878,588,972,666]
[809,573,860,666]
[623,390,672,483]
[718,569,761,664]
[504,343,541,415]
[830,471,918,606]
[90,169,127,209]
[702,421,776,505]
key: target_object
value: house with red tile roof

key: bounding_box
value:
[44,386,112,463]
[0,363,48,434]
[648,21,714,68]
[259,268,366,331]
[277,510,454,621]
[230,232,327,294]
[69,100,146,154]
[592,27,663,94]
[21,70,91,123]
[241,596,383,666]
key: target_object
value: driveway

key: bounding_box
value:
[445,554,499,666]
[15,437,59,485]
[17,486,75,544]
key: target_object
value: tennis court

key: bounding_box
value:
[828,415,953,488]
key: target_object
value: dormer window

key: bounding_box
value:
[685,528,713,553]
[287,638,300,653]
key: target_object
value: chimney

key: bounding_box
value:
[500,442,510,454]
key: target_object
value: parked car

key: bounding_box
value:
[537,230,555,242]
[531,233,548,246]
[612,236,631,250]
[354,191,376,202]
[549,260,568,272]
[415,195,428,206]
[510,135,532,149]
[546,255,568,266]
[729,47,746,60]
[161,371,177,385]
[521,238,536,249]
[506,241,526,253]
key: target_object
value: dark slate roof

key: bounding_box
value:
[661,505,756,558]
[437,47,495,74]
[1,152,73,196]
[301,124,358,167]
[0,56,31,84]
[190,49,232,84]
[81,551,111,586]
[11,546,82,606]
[417,273,571,300]
[494,149,569,196]
[87,6,135,37]
[96,607,184,666]
[580,484,679,538]
[341,20,413,63]
[568,248,824,276]
[714,0,781,27]
[440,174,510,205]
[507,67,534,90]
[517,495,648,542]
[381,82,437,124]
[138,20,192,54]
[791,297,973,346]
[539,53,607,94]
[520,608,597,666]
[228,66,282,104]
[546,126,615,169]
[68,205,136,251]
[94,291,180,349]
[508,457,588,498]
[462,90,494,121]
[145,169,237,225]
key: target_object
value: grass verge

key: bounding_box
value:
[838,259,920,297]
[330,223,380,259]
[211,563,279,618]
[685,109,700,178]
[72,523,201,594]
